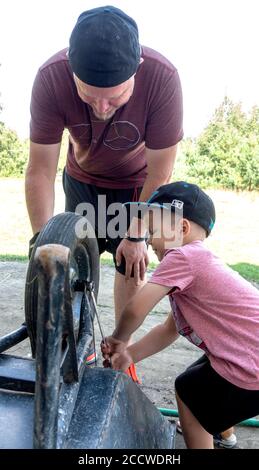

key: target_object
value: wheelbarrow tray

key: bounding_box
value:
[0,359,175,449]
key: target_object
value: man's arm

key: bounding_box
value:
[138,144,178,202]
[116,144,178,283]
[127,144,178,237]
[25,141,61,234]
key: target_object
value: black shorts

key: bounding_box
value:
[175,354,259,435]
[62,170,142,276]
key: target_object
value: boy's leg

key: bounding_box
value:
[220,428,234,439]
[175,356,236,448]
[185,356,236,445]
[213,427,237,448]
[176,392,213,449]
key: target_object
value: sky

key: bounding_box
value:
[0,0,259,139]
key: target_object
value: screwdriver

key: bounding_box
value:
[87,281,111,368]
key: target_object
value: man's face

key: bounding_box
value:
[73,74,135,121]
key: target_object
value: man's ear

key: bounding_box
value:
[134,58,144,77]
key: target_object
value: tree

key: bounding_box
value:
[0,122,28,177]
[0,68,28,177]
[184,97,259,190]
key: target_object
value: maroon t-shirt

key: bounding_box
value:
[30,46,183,189]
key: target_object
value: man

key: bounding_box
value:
[25,6,183,372]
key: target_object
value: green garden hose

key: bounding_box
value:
[158,407,259,427]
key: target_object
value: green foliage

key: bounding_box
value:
[1,95,259,191]
[229,263,259,283]
[173,141,189,182]
[0,254,28,262]
[0,122,28,176]
[0,122,68,177]
[183,97,259,190]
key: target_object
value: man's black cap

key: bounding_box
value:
[69,6,141,87]
[125,181,216,236]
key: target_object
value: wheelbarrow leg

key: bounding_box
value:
[33,244,71,449]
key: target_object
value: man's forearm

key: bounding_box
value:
[128,323,179,364]
[127,176,171,238]
[138,142,178,204]
[25,172,55,234]
[138,175,170,203]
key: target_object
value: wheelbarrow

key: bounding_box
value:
[0,213,176,449]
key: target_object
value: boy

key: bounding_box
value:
[101,181,259,449]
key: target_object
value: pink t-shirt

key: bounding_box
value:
[30,46,183,189]
[149,240,259,390]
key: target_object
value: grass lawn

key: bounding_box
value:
[0,177,258,282]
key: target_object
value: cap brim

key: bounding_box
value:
[123,201,171,210]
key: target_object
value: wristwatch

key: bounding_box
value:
[124,235,147,242]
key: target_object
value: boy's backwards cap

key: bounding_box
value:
[125,181,216,236]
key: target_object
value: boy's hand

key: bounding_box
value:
[101,336,127,367]
[110,349,133,372]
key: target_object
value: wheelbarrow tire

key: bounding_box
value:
[25,212,100,357]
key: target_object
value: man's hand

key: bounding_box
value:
[116,239,149,285]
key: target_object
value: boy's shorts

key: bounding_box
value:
[63,170,143,276]
[175,354,259,434]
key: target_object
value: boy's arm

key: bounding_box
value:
[111,312,179,371]
[112,282,171,342]
[129,312,179,363]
